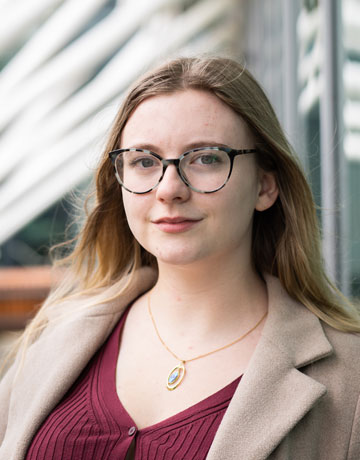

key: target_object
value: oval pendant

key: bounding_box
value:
[167,362,186,390]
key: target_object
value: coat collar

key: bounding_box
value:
[207,274,333,460]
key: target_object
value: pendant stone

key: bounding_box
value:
[167,362,186,390]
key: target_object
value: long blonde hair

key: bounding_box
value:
[4,55,360,373]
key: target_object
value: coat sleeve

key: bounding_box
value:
[348,392,360,460]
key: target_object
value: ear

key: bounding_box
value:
[255,171,279,211]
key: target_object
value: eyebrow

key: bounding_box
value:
[125,141,232,153]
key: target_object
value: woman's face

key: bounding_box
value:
[120,89,277,268]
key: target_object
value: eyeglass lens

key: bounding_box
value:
[114,149,231,193]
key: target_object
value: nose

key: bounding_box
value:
[155,164,191,202]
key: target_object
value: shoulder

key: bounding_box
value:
[303,324,360,458]
[264,273,360,389]
[317,323,360,381]
[323,322,360,355]
[47,266,158,320]
[297,319,360,443]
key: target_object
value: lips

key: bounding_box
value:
[152,216,202,233]
[153,217,200,224]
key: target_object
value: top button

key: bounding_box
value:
[128,426,136,436]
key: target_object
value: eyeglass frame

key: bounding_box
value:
[108,146,257,194]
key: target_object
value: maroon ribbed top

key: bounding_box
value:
[26,307,242,460]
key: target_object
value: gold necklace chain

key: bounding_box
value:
[147,292,267,390]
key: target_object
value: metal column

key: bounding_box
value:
[319,0,348,292]
[282,0,301,159]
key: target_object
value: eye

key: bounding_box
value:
[129,156,158,169]
[191,152,223,166]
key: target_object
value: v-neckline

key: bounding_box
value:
[98,306,242,432]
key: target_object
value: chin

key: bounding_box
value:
[149,245,207,267]
[159,257,199,267]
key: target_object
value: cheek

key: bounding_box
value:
[215,175,259,234]
[218,195,255,236]
[229,165,260,209]
[122,193,140,235]
[122,191,151,241]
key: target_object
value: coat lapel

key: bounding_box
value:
[2,268,156,460]
[207,275,333,460]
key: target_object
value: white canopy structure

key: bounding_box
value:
[0,0,243,244]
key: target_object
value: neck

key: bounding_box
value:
[150,254,268,339]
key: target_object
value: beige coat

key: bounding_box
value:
[1,268,359,460]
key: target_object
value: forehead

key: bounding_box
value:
[120,89,254,150]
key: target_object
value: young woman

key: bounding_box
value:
[1,56,360,460]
